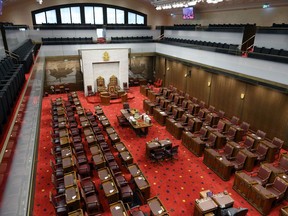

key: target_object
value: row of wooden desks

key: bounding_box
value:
[146,139,172,158]
[110,196,169,216]
[127,163,151,202]
[233,171,288,215]
[194,192,234,216]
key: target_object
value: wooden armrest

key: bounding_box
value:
[265,183,273,188]
[249,171,258,176]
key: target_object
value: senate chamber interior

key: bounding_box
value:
[0,0,288,216]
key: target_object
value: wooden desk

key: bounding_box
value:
[121,109,152,137]
[127,163,142,178]
[83,127,93,137]
[61,146,72,158]
[194,197,218,216]
[263,163,286,183]
[203,148,220,172]
[68,209,84,216]
[110,200,128,216]
[62,156,74,173]
[59,128,69,138]
[233,171,258,201]
[247,133,263,149]
[165,118,177,137]
[153,108,168,126]
[98,167,112,183]
[261,140,278,163]
[146,139,172,158]
[79,116,88,122]
[102,179,119,204]
[147,196,169,216]
[106,126,116,135]
[58,120,67,128]
[86,135,96,146]
[65,186,81,212]
[98,115,107,121]
[134,175,150,201]
[215,156,234,181]
[190,137,206,157]
[230,125,245,142]
[140,85,150,96]
[181,131,194,152]
[64,171,77,188]
[251,184,277,215]
[212,131,226,149]
[119,150,133,166]
[240,148,257,172]
[109,133,121,145]
[92,153,106,169]
[226,141,243,157]
[81,120,90,128]
[143,99,156,115]
[95,109,104,116]
[101,119,111,128]
[212,192,234,210]
[115,142,127,153]
[90,145,101,156]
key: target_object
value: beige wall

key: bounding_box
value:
[155,55,288,148]
[0,0,172,28]
[1,1,288,28]
[167,6,288,26]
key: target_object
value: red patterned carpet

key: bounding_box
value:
[33,86,286,216]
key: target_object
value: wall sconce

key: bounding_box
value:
[185,70,191,78]
[166,67,170,71]
[207,81,211,87]
[240,93,245,99]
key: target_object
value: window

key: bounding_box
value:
[35,10,57,24]
[35,12,46,24]
[46,10,57,24]
[128,12,136,24]
[94,7,103,24]
[116,9,124,24]
[128,12,144,24]
[32,4,146,27]
[60,8,71,24]
[84,7,94,24]
[71,7,81,24]
[107,8,116,24]
[60,7,81,24]
[136,14,144,24]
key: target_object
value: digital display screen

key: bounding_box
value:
[183,7,194,20]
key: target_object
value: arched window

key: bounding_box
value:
[32,3,146,28]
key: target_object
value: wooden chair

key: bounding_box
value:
[87,85,94,96]
[123,82,129,91]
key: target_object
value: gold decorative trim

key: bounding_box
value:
[103,51,110,61]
